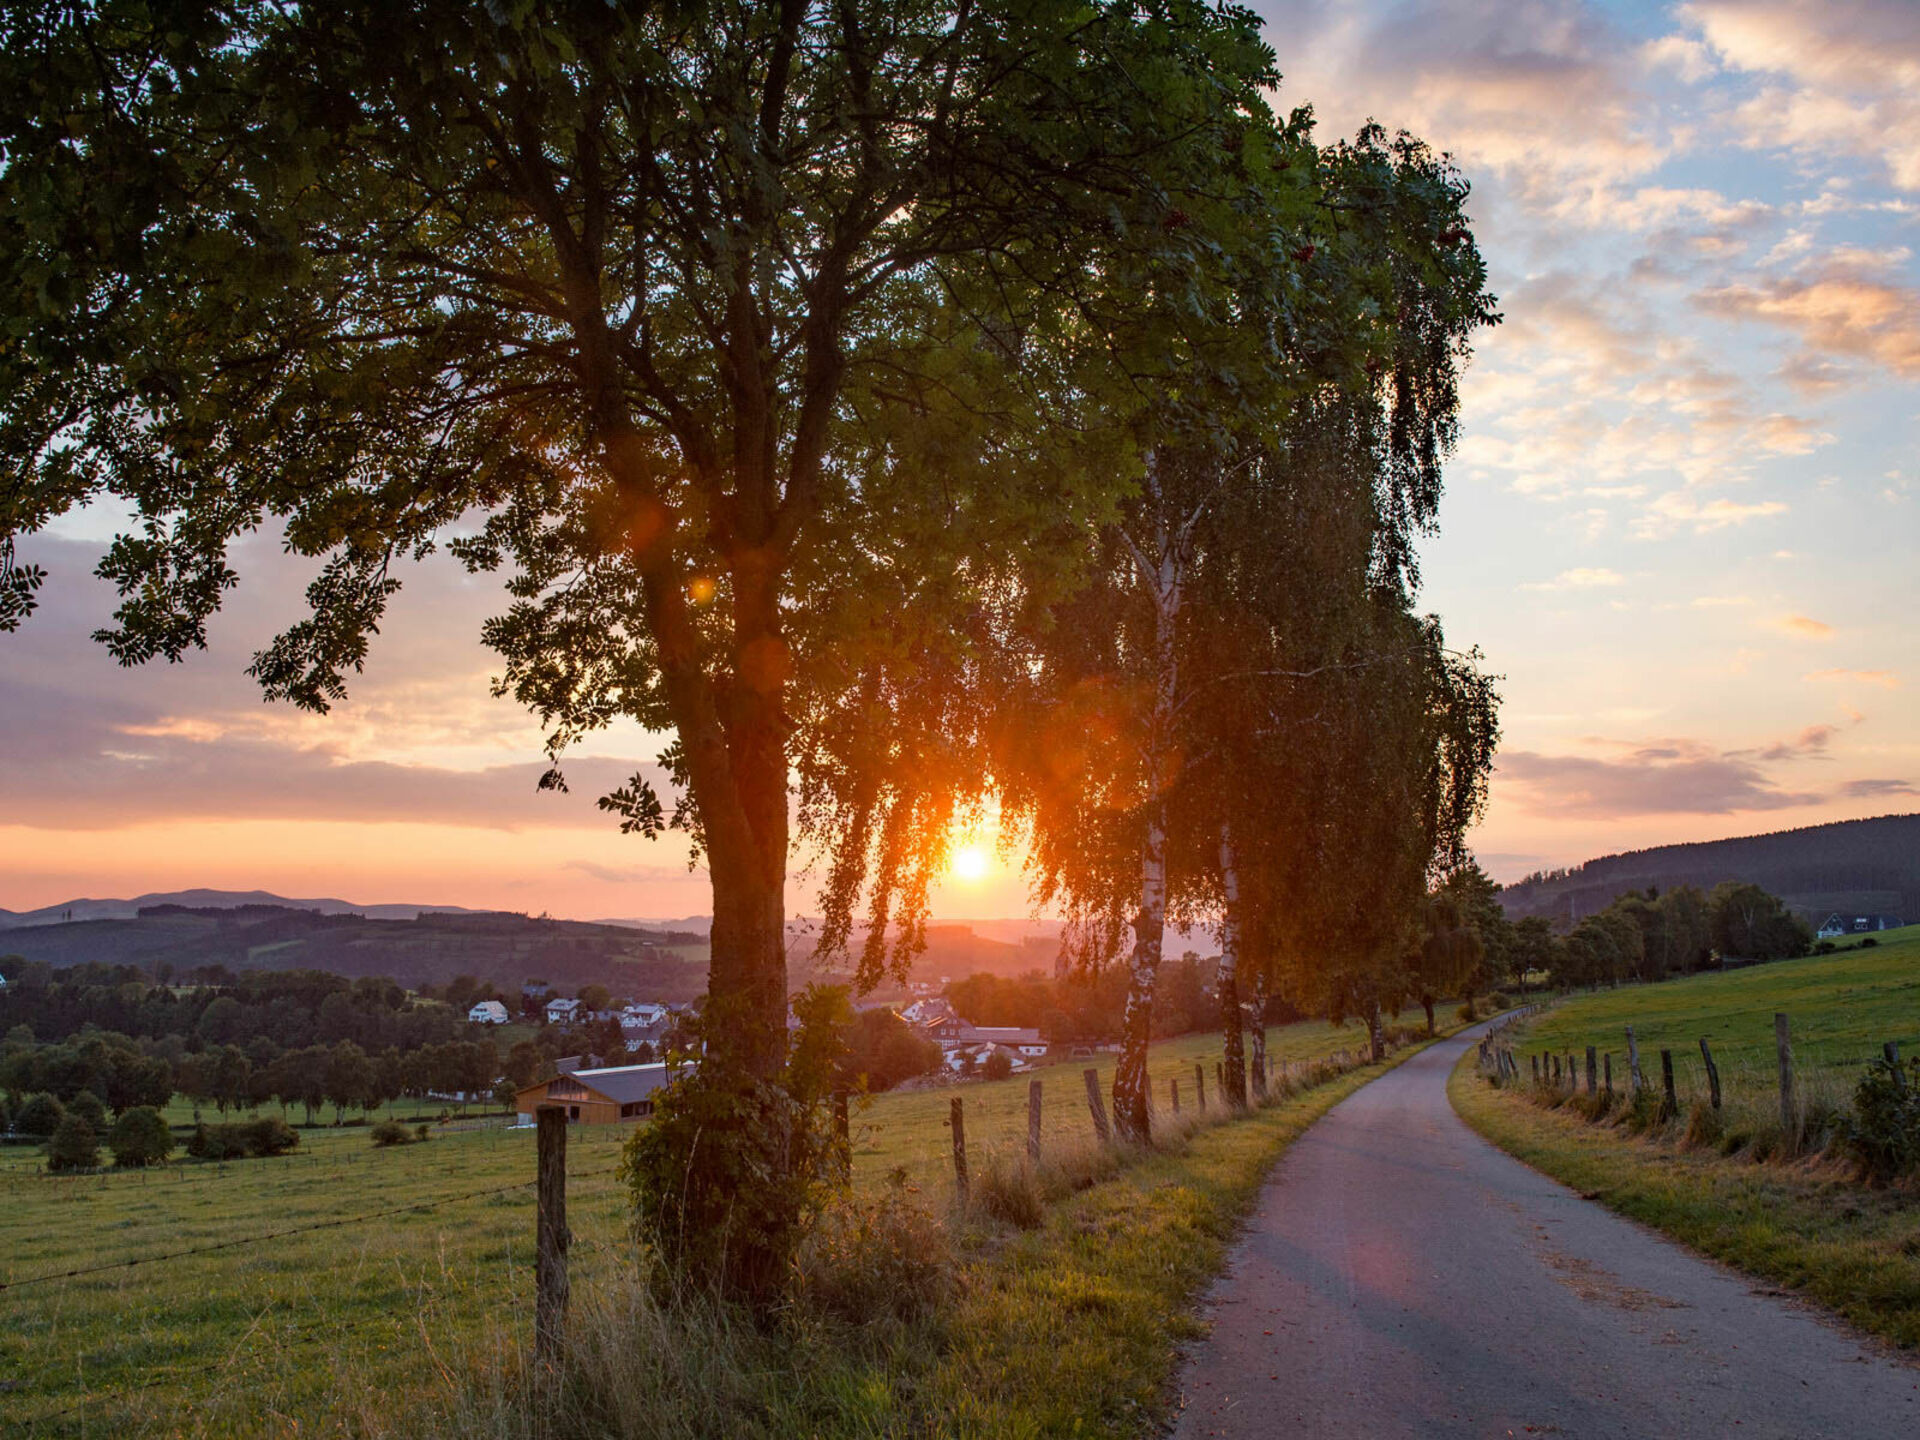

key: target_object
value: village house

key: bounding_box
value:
[515,1062,675,1125]
[467,999,509,1024]
[544,996,581,1025]
[1817,912,1905,939]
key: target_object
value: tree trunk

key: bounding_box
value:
[1422,994,1435,1037]
[1248,969,1268,1099]
[1367,1000,1384,1063]
[1111,485,1183,1145]
[1217,826,1246,1108]
[1113,803,1167,1143]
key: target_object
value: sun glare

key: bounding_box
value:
[950,843,991,882]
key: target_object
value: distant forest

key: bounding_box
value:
[1499,813,1919,927]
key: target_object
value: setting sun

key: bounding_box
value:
[949,843,991,882]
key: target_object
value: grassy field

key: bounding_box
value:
[1475,927,1920,1127]
[2,1008,1425,1436]
[1452,927,1920,1349]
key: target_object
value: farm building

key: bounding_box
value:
[515,1063,675,1125]
[1816,912,1904,939]
[544,996,581,1025]
[467,1000,509,1024]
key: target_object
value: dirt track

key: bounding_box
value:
[1172,1021,1920,1438]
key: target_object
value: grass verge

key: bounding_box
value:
[391,1030,1462,1439]
[1450,1048,1920,1350]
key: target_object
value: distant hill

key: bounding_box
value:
[0,902,710,999]
[1499,813,1920,928]
[0,888,492,929]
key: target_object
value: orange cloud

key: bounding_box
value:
[1805,667,1899,687]
[1772,614,1835,638]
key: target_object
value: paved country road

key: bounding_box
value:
[1172,1020,1920,1439]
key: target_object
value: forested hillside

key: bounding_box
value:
[0,904,707,998]
[1499,813,1920,927]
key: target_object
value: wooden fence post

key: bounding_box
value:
[1195,1062,1207,1113]
[1698,1037,1722,1109]
[1625,1027,1644,1094]
[1585,1046,1597,1096]
[1885,1041,1905,1093]
[1530,1054,1540,1083]
[1170,1077,1181,1114]
[1027,1079,1043,1164]
[1775,1013,1796,1137]
[1551,1054,1561,1084]
[1660,1049,1678,1120]
[950,1095,969,1207]
[535,1105,569,1367]
[1603,1053,1612,1099]
[1083,1068,1111,1144]
[1215,1061,1226,1105]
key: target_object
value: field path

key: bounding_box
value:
[1172,1020,1920,1438]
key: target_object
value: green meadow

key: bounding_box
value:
[2,1009,1423,1436]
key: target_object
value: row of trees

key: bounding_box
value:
[0,960,482,1053]
[2,2,1497,1303]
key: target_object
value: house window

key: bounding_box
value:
[569,1105,580,1121]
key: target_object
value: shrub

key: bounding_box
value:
[187,1116,300,1160]
[982,1049,1014,1082]
[794,1171,956,1326]
[15,1092,64,1138]
[109,1106,175,1167]
[243,1115,300,1156]
[68,1089,108,1133]
[1456,1000,1477,1022]
[414,1123,431,1142]
[1847,1053,1920,1183]
[47,1115,99,1172]
[371,1119,416,1146]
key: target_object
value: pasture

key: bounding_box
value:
[1490,926,1920,1128]
[1,1010,1418,1435]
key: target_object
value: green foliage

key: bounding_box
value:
[67,1086,108,1132]
[14,1091,65,1137]
[1848,1054,1920,1183]
[371,1119,419,1147]
[187,1115,300,1161]
[838,1007,942,1093]
[623,987,852,1302]
[107,1105,174,1167]
[982,1049,1015,1082]
[46,1114,99,1171]
[1708,882,1812,962]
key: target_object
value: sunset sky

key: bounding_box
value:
[3,0,1914,921]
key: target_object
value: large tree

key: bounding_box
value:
[0,0,1281,1295]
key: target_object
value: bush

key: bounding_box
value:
[47,1115,99,1172]
[109,1106,175,1167]
[68,1088,108,1133]
[982,1049,1014,1082]
[415,1123,431,1142]
[15,1092,65,1138]
[187,1116,300,1160]
[1456,1000,1477,1023]
[371,1119,417,1146]
[794,1171,957,1327]
[243,1115,300,1156]
[1847,1053,1920,1183]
